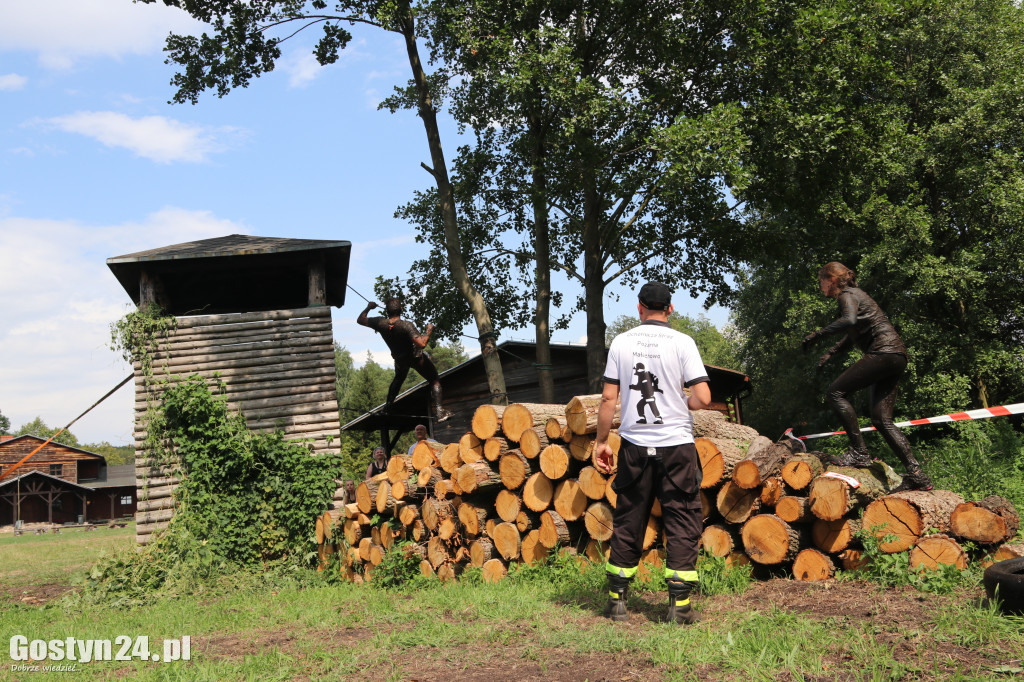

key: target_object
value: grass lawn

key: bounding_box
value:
[2,526,1023,680]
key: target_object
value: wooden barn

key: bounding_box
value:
[0,435,137,526]
[341,340,751,449]
[106,234,351,544]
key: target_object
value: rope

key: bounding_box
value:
[0,374,135,483]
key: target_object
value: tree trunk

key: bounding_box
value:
[862,489,965,553]
[540,444,571,480]
[732,443,788,489]
[386,454,414,485]
[577,466,608,500]
[582,501,614,542]
[780,454,824,491]
[582,163,606,392]
[545,417,567,441]
[696,437,746,488]
[455,461,503,495]
[482,558,508,582]
[518,427,549,459]
[700,524,742,557]
[410,440,443,470]
[499,450,532,490]
[440,442,463,474]
[741,514,802,565]
[472,405,502,439]
[910,534,968,570]
[458,502,489,537]
[775,496,813,524]
[470,538,496,567]
[492,522,522,560]
[521,529,549,565]
[759,476,786,506]
[537,510,571,548]
[501,403,564,441]
[811,518,860,553]
[529,114,556,405]
[950,495,1020,544]
[792,548,835,581]
[397,0,506,403]
[808,466,891,522]
[553,479,588,521]
[565,395,620,435]
[458,433,483,463]
[483,437,510,462]
[495,489,523,522]
[716,480,762,524]
[523,472,554,512]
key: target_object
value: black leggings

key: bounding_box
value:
[826,352,921,471]
[387,354,440,406]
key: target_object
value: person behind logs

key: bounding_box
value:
[365,447,388,481]
[343,479,356,505]
[802,261,933,492]
[357,297,453,423]
[408,424,428,456]
[594,281,712,625]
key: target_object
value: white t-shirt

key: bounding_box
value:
[603,320,709,447]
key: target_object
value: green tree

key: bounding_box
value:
[721,0,1024,435]
[14,417,80,447]
[80,442,135,466]
[0,410,9,435]
[392,0,747,391]
[606,313,744,370]
[143,0,508,403]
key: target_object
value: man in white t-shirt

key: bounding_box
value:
[594,281,712,625]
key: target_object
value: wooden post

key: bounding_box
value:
[139,269,168,309]
[308,257,327,307]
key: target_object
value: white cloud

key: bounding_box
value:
[43,111,242,163]
[282,51,326,89]
[0,0,204,69]
[0,73,27,91]
[0,210,249,444]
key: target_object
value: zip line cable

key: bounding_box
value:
[0,373,135,482]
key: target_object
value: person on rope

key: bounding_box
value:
[357,298,453,423]
[594,281,711,626]
[802,261,933,492]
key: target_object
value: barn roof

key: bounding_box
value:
[83,465,136,489]
[0,469,93,492]
[107,234,352,314]
[341,340,751,435]
[0,435,106,461]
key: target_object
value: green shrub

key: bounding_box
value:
[79,376,343,605]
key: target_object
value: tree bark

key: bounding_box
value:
[398,0,506,404]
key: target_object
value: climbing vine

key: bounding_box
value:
[109,303,178,384]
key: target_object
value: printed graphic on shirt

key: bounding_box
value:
[629,363,664,424]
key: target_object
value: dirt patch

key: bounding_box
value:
[396,647,666,682]
[0,582,77,605]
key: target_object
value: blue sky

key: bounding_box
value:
[0,0,729,445]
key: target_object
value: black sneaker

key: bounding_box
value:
[890,470,934,493]
[828,449,873,468]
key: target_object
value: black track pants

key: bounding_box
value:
[825,352,922,471]
[608,446,702,572]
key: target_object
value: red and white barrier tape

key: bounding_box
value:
[786,402,1024,441]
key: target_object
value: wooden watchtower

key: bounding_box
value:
[107,234,351,544]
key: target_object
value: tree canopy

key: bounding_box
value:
[720,0,1024,435]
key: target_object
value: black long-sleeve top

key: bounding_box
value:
[813,287,906,356]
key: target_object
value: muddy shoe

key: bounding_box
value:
[828,448,873,468]
[890,470,934,493]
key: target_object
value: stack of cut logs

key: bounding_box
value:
[314,397,1022,583]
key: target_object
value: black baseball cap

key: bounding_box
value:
[639,282,672,310]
